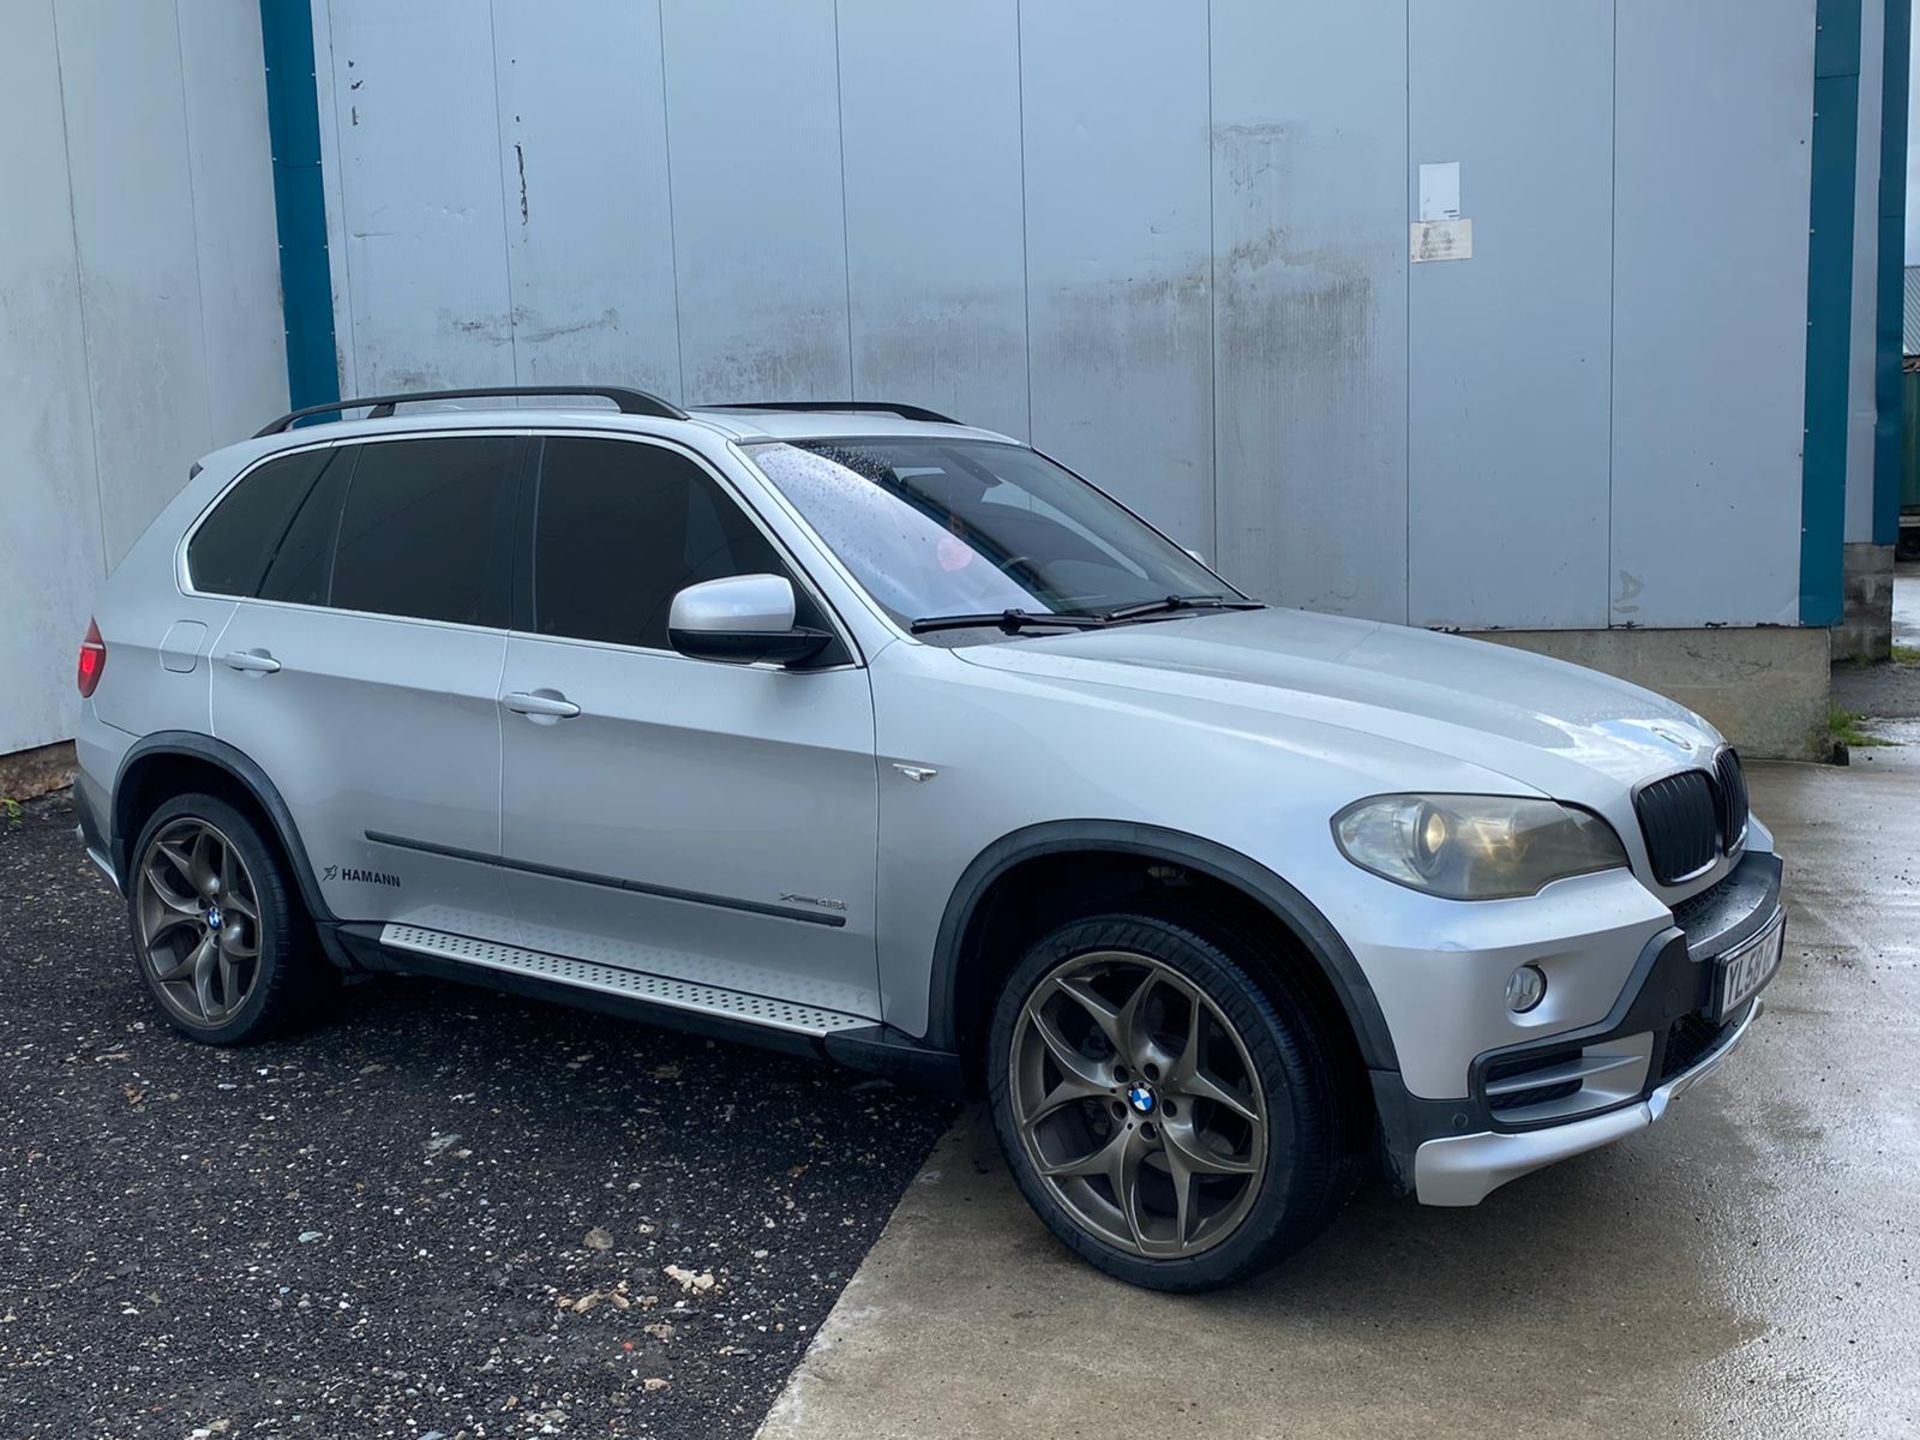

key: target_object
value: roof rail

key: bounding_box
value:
[253,385,688,438]
[700,400,962,426]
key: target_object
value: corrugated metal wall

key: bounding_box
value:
[0,0,286,756]
[307,0,1814,633]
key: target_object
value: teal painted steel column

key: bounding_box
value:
[1801,0,1861,625]
[259,0,339,412]
[1874,0,1910,545]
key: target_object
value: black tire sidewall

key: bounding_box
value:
[127,793,306,1045]
[986,912,1343,1293]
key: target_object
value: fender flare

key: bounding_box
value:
[111,731,335,923]
[926,820,1399,1072]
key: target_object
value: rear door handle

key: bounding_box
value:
[504,688,581,722]
[219,649,281,674]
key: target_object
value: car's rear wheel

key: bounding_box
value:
[987,912,1355,1291]
[128,793,323,1044]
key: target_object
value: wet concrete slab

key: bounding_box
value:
[759,745,1920,1439]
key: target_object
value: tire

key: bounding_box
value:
[987,911,1358,1292]
[126,792,327,1045]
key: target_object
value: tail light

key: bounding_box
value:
[77,618,106,698]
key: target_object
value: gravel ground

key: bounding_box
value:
[0,794,953,1440]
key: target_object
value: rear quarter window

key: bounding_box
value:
[257,447,356,607]
[187,447,336,597]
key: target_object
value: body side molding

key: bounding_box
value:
[364,831,849,927]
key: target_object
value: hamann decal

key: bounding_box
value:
[324,864,401,888]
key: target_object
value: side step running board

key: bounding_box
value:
[379,924,872,1038]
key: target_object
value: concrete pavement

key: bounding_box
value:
[759,742,1920,1439]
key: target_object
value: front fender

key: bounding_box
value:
[926,819,1398,1071]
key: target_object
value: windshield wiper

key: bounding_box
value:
[908,609,1112,636]
[1101,594,1266,623]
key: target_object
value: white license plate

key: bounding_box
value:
[1715,916,1784,1021]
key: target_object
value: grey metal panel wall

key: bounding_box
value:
[1,1,105,755]
[2,0,285,754]
[1018,1,1215,547]
[660,0,851,404]
[1210,0,1409,616]
[491,1,681,397]
[1610,0,1814,627]
[838,0,1030,441]
[324,1,515,394]
[58,0,223,566]
[1408,0,1615,630]
[305,1,1819,634]
[177,0,287,446]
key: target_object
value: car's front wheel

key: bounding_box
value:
[987,911,1357,1291]
[127,793,325,1044]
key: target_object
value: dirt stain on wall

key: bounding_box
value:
[1210,119,1401,617]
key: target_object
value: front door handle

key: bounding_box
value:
[219,649,281,674]
[504,688,581,723]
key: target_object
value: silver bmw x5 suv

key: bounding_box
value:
[73,386,1785,1291]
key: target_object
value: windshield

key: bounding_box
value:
[744,438,1236,629]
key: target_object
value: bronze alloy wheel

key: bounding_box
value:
[134,816,265,1027]
[1008,949,1269,1258]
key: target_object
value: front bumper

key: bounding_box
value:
[1413,994,1763,1205]
[1371,847,1783,1204]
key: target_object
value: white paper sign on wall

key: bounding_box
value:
[1418,161,1460,221]
[1411,218,1473,263]
[1413,160,1471,262]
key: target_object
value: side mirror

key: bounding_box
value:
[667,574,833,667]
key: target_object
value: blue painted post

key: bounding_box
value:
[1801,0,1861,625]
[259,0,340,414]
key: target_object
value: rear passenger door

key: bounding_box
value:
[495,435,882,1019]
[205,433,523,938]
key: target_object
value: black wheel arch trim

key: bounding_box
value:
[926,820,1399,1072]
[111,731,335,925]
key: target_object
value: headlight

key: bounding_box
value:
[1331,795,1628,900]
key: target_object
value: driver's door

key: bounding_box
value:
[495,435,881,1019]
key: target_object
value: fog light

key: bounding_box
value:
[1506,964,1547,1013]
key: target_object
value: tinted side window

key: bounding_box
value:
[258,446,356,606]
[532,438,816,649]
[329,437,518,626]
[188,448,334,597]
